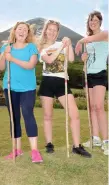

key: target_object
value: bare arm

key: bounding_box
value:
[75,31,108,55]
[12,55,38,69]
[5,53,38,69]
[41,44,64,63]
[0,44,12,71]
[62,37,74,62]
[79,31,108,43]
[67,44,74,62]
[0,53,6,71]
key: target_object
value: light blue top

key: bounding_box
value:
[86,41,108,74]
[0,43,39,92]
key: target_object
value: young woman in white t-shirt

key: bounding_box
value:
[37,20,91,158]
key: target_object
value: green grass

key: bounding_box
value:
[0,107,108,185]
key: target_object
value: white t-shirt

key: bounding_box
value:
[40,41,67,78]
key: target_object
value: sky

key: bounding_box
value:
[0,0,108,35]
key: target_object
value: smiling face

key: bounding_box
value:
[88,15,101,32]
[15,24,29,42]
[87,11,102,35]
[45,23,59,42]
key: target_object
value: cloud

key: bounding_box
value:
[0,0,108,34]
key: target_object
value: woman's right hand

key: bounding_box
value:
[81,52,88,62]
[75,41,82,55]
[5,45,11,53]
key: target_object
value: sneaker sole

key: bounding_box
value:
[73,152,92,158]
[17,153,23,156]
[46,151,54,153]
[103,150,109,155]
[83,144,101,147]
[32,160,43,163]
[93,144,102,147]
[104,152,109,155]
[5,153,23,160]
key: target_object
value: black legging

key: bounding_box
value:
[4,89,38,138]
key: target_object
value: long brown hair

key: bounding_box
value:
[8,22,36,43]
[87,11,102,36]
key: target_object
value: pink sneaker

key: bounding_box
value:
[16,149,23,156]
[5,149,23,160]
[31,150,43,163]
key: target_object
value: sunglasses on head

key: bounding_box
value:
[48,20,60,25]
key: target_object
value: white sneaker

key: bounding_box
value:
[83,137,102,148]
[101,141,109,155]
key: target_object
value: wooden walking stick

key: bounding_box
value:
[84,44,93,150]
[0,45,15,162]
[64,47,70,158]
[7,45,16,162]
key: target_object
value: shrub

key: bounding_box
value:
[34,93,108,111]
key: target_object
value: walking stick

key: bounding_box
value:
[84,44,93,150]
[7,46,16,162]
[64,47,70,158]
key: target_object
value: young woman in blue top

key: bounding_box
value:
[0,22,43,162]
[75,11,108,155]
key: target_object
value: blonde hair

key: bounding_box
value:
[8,22,37,44]
[37,20,60,51]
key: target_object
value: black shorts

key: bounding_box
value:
[38,76,72,98]
[82,70,107,88]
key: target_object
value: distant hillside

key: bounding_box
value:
[0,17,82,46]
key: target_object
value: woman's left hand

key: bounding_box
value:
[81,52,88,62]
[62,37,72,47]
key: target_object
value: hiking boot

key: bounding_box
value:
[45,142,54,153]
[83,137,101,148]
[72,144,92,158]
[31,150,43,163]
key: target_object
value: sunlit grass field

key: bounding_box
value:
[0,107,108,185]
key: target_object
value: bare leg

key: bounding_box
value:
[87,88,100,137]
[28,137,38,150]
[58,94,80,147]
[40,96,54,144]
[93,86,108,140]
[16,137,22,150]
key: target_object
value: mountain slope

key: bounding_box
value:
[0,17,82,46]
